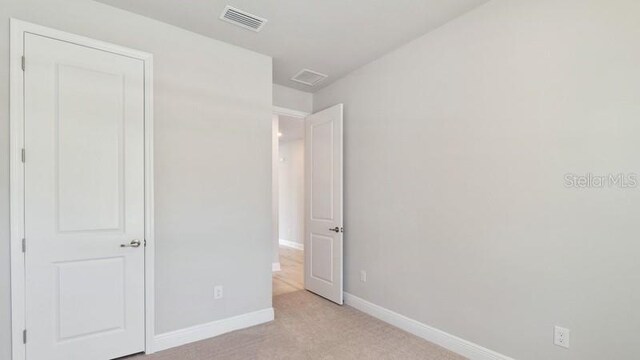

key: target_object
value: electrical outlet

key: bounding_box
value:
[214,285,224,300]
[554,326,570,349]
[360,270,367,283]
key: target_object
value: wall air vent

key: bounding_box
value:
[219,5,267,32]
[291,69,328,87]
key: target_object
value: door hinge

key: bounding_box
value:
[21,238,26,253]
[21,56,25,71]
[22,329,27,344]
[21,148,25,163]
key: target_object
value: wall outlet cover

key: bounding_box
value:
[554,326,570,349]
[214,285,224,300]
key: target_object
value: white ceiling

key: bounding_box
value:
[96,0,489,92]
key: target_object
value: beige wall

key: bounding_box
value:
[314,0,640,359]
[0,0,273,356]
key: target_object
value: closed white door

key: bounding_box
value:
[304,104,344,304]
[24,33,145,359]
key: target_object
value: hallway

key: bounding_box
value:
[272,246,303,296]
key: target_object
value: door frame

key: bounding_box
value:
[273,106,310,119]
[271,106,309,277]
[9,19,155,359]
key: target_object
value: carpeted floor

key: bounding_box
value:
[130,246,466,360]
[132,290,465,360]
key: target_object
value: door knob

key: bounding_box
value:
[121,239,142,248]
[329,227,341,233]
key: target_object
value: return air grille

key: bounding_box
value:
[291,69,328,87]
[220,6,267,32]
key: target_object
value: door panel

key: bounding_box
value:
[310,233,333,283]
[56,257,125,340]
[304,104,344,304]
[310,121,334,221]
[57,65,124,232]
[24,33,145,360]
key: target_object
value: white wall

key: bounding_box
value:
[278,140,305,246]
[314,0,640,359]
[0,0,273,356]
[272,116,280,265]
[273,84,313,113]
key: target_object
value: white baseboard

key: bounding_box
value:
[272,262,281,272]
[344,293,513,360]
[152,307,274,353]
[279,239,304,250]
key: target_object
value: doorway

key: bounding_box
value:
[272,111,307,296]
[271,104,344,304]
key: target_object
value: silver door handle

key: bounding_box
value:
[121,239,141,248]
[329,227,343,233]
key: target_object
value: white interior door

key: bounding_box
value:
[24,33,145,359]
[304,104,344,304]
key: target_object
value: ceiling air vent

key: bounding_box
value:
[219,5,267,32]
[291,69,328,87]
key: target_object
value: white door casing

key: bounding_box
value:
[304,104,344,304]
[10,20,155,360]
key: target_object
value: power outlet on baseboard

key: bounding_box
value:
[360,270,367,283]
[214,285,224,300]
[554,326,570,349]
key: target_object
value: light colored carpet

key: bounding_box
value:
[132,291,466,360]
[130,246,466,359]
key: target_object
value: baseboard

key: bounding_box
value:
[279,239,304,250]
[152,307,274,353]
[344,293,513,360]
[272,262,281,272]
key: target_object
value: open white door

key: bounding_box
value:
[304,104,344,304]
[23,32,146,359]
